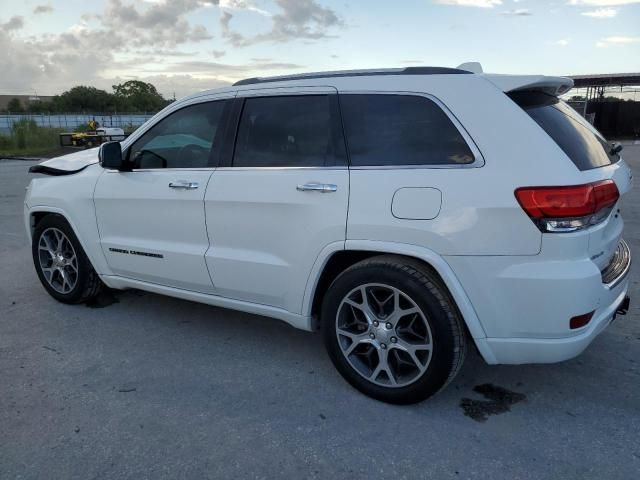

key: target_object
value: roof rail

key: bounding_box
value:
[232,66,472,87]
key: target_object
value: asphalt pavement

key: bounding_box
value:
[1,147,639,479]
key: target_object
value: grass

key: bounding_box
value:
[0,120,64,158]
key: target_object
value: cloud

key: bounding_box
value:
[162,60,303,74]
[101,0,215,48]
[0,20,124,96]
[221,0,343,47]
[0,0,313,97]
[434,0,502,7]
[135,49,199,57]
[220,0,272,16]
[33,4,53,14]
[568,0,640,5]
[1,16,25,32]
[596,35,640,47]
[555,38,571,46]
[109,74,231,99]
[581,7,617,16]
[500,8,532,15]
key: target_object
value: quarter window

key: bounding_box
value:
[340,94,475,167]
[129,100,227,169]
[508,91,619,171]
[233,95,340,168]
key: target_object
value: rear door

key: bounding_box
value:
[509,91,633,270]
[204,87,349,313]
[94,96,233,293]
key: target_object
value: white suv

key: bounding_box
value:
[25,67,632,404]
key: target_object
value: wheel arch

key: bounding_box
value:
[27,206,109,276]
[304,240,489,347]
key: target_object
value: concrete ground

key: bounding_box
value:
[1,148,639,480]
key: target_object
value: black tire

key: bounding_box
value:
[32,214,103,304]
[321,255,467,404]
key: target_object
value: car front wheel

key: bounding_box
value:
[32,214,103,304]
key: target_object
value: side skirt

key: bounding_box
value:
[100,275,313,331]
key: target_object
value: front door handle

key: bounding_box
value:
[296,183,338,193]
[169,181,199,190]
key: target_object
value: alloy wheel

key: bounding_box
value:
[37,227,79,294]
[335,283,433,388]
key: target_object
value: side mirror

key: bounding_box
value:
[99,142,128,170]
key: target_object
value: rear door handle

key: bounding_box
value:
[169,181,199,190]
[296,183,338,193]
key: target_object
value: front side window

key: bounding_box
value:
[129,100,227,169]
[340,94,475,167]
[233,95,339,168]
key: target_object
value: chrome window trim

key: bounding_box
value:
[215,166,348,172]
[338,90,485,169]
[120,92,237,151]
[106,166,349,172]
[104,168,216,173]
[120,89,484,172]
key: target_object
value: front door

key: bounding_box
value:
[94,97,232,293]
[204,88,349,313]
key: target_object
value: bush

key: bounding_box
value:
[74,123,92,133]
[0,134,12,149]
[0,119,63,156]
[122,122,143,135]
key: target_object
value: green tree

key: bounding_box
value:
[112,80,167,112]
[56,86,116,112]
[7,97,24,112]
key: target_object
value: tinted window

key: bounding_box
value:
[340,94,474,167]
[509,91,618,171]
[234,95,338,167]
[129,101,227,169]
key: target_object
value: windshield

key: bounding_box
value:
[509,91,619,171]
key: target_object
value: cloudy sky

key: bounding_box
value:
[1,0,639,98]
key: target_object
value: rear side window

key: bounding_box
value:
[233,95,341,168]
[340,94,475,167]
[508,91,619,171]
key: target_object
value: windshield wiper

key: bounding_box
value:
[609,143,623,156]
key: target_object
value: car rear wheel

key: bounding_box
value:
[32,214,103,304]
[321,255,467,404]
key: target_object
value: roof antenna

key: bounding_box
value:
[457,62,483,74]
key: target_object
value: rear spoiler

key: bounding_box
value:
[482,74,574,96]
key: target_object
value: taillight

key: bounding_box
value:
[515,180,619,233]
[570,311,594,329]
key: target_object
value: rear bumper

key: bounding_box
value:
[476,285,629,364]
[446,238,632,365]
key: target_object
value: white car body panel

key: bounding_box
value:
[94,169,216,293]
[102,275,308,330]
[32,147,100,172]
[24,69,631,366]
[25,164,109,274]
[204,167,349,313]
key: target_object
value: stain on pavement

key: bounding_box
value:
[460,383,526,422]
